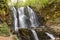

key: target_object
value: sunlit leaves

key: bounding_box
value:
[25,0,55,9]
[7,0,17,6]
[7,0,55,8]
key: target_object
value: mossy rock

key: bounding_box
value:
[19,28,51,40]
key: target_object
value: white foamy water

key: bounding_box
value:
[45,32,55,40]
[18,7,28,28]
[11,7,18,32]
[31,29,39,40]
[27,6,39,27]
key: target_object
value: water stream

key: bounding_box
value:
[18,7,28,28]
[17,6,39,28]
[45,32,55,40]
[31,29,39,40]
[27,6,39,27]
[11,7,18,32]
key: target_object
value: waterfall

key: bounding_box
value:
[27,6,39,27]
[18,7,28,28]
[31,29,39,40]
[11,6,39,31]
[45,32,55,40]
[17,6,39,28]
[11,7,18,32]
[11,6,56,40]
[11,6,40,40]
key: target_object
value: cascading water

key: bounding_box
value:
[18,7,28,28]
[11,7,18,32]
[17,6,39,28]
[27,6,39,27]
[45,32,55,40]
[31,29,39,40]
[11,6,40,40]
[11,6,56,40]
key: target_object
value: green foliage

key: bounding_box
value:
[7,0,17,7]
[0,0,12,24]
[0,0,8,9]
[56,0,60,3]
[0,22,10,36]
[25,0,49,8]
[7,0,55,8]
